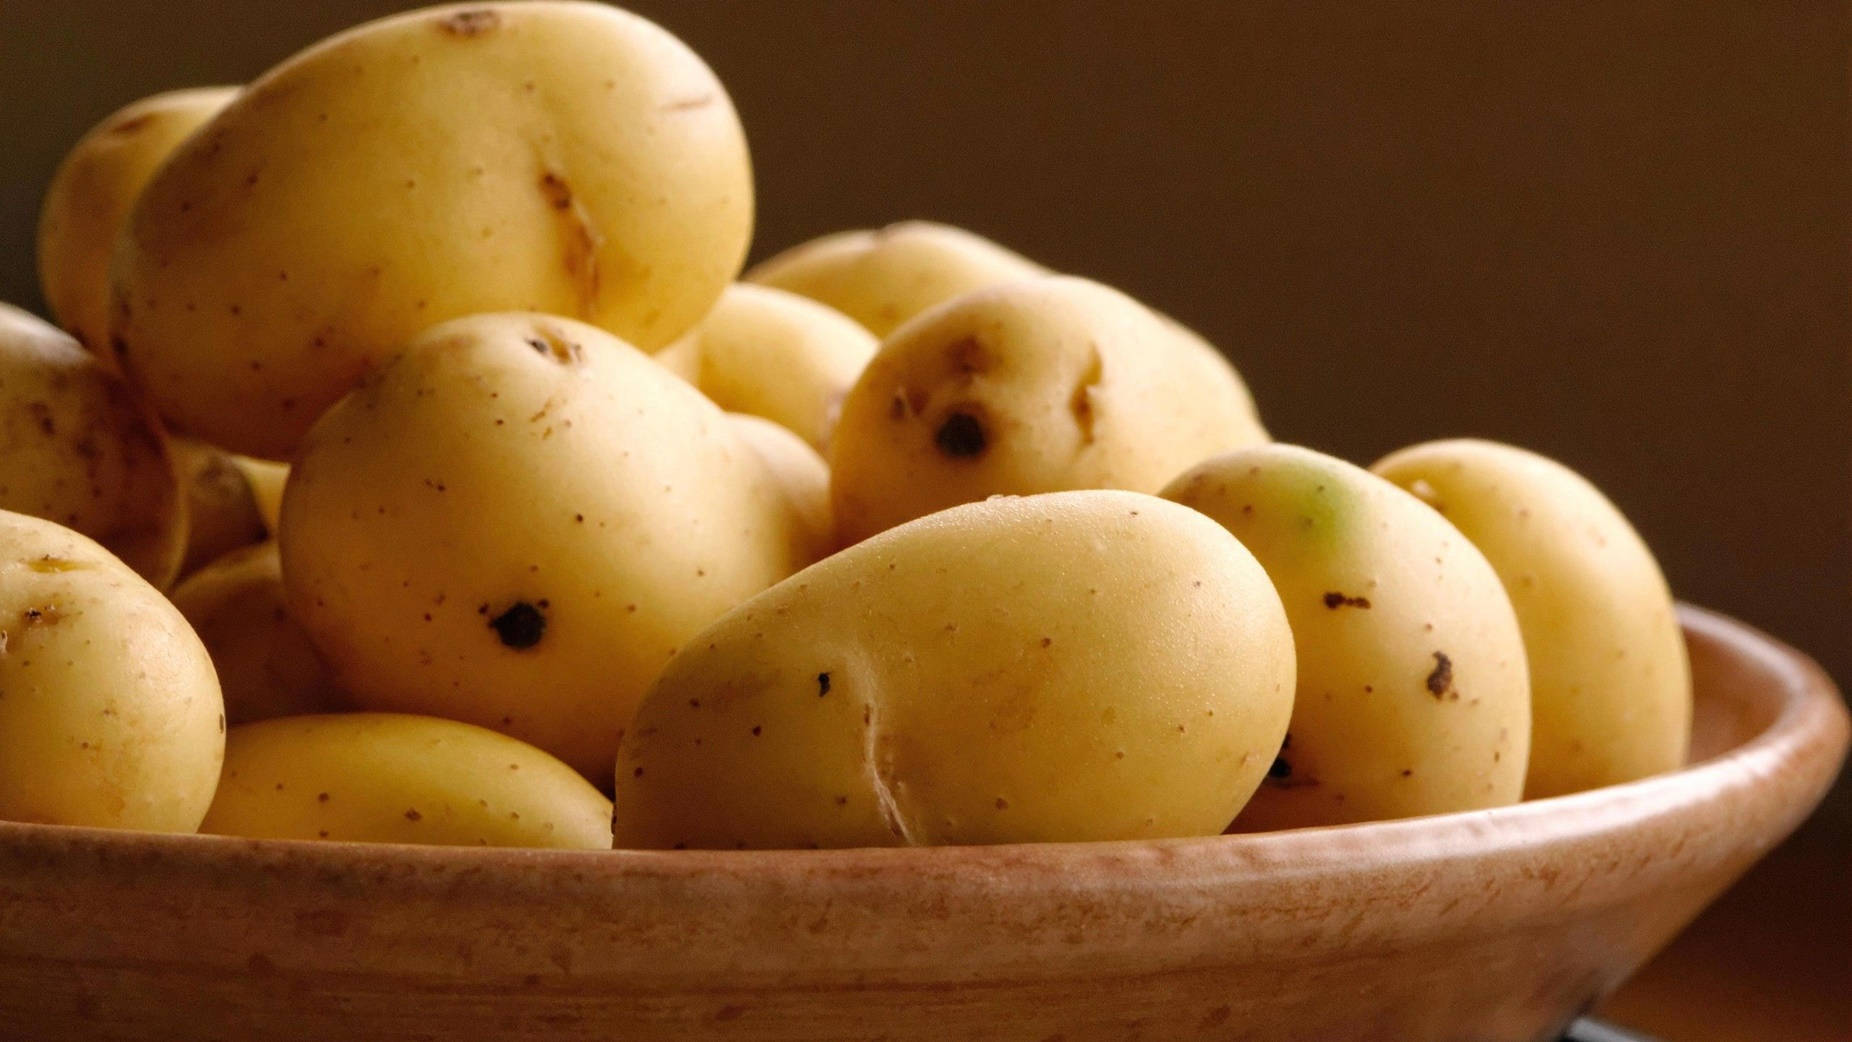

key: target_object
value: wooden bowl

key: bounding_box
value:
[1,605,1844,1042]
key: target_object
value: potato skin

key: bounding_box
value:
[829,275,1268,544]
[1163,444,1530,829]
[171,437,270,578]
[36,86,238,360]
[746,221,1048,338]
[614,490,1295,850]
[114,1,753,458]
[1372,439,1691,797]
[280,313,816,777]
[726,413,835,565]
[656,284,877,452]
[0,510,224,831]
[0,304,185,586]
[200,713,611,848]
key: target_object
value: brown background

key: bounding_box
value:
[2,2,1847,1036]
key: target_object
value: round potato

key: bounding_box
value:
[36,86,239,360]
[280,313,819,778]
[0,303,185,586]
[171,542,344,726]
[614,490,1295,850]
[114,1,753,458]
[201,713,611,848]
[1372,439,1691,797]
[1163,444,1530,829]
[726,413,834,563]
[0,509,223,830]
[829,275,1269,544]
[656,284,877,451]
[746,221,1047,338]
[171,437,270,578]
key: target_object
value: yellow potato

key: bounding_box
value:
[280,313,817,777]
[726,413,834,564]
[656,284,877,451]
[171,542,344,726]
[234,455,289,533]
[115,1,753,458]
[171,437,269,578]
[746,221,1047,338]
[36,86,238,360]
[1163,444,1530,829]
[201,713,611,848]
[1372,439,1691,797]
[829,275,1268,544]
[614,490,1295,850]
[0,509,223,830]
[0,303,185,586]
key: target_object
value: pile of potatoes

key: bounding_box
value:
[0,2,1690,852]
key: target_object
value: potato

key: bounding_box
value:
[0,303,185,586]
[1162,444,1530,829]
[746,221,1047,338]
[0,509,223,830]
[1372,439,1691,797]
[613,490,1295,850]
[114,1,753,458]
[829,275,1268,544]
[171,542,344,726]
[726,413,834,563]
[234,455,289,533]
[36,86,238,360]
[656,284,877,451]
[200,713,611,848]
[172,437,270,578]
[280,313,819,777]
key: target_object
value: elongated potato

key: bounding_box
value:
[0,303,185,586]
[726,413,834,563]
[614,491,1295,850]
[281,313,818,777]
[1372,439,1691,797]
[1163,444,1530,829]
[830,275,1268,544]
[36,86,238,360]
[115,1,753,457]
[201,713,611,848]
[747,221,1048,338]
[172,437,270,578]
[0,510,223,831]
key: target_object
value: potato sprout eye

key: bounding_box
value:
[489,601,547,649]
[933,411,987,458]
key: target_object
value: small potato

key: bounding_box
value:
[0,509,224,831]
[234,455,289,533]
[115,1,753,457]
[726,414,834,563]
[0,304,185,586]
[614,491,1295,850]
[829,275,1268,544]
[171,437,270,578]
[656,284,877,451]
[281,313,820,777]
[201,713,611,848]
[1163,444,1530,829]
[171,542,344,726]
[746,221,1048,338]
[36,86,238,359]
[1372,439,1692,797]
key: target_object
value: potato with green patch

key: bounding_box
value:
[201,713,610,848]
[114,1,753,458]
[614,490,1294,850]
[0,509,223,831]
[1372,439,1691,797]
[829,275,1268,544]
[656,284,877,452]
[280,313,821,778]
[746,221,1047,338]
[1163,444,1530,829]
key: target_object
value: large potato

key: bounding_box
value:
[746,221,1048,338]
[0,303,185,586]
[201,713,610,848]
[656,284,877,451]
[829,275,1268,544]
[171,542,344,726]
[0,510,223,830]
[114,1,753,458]
[280,313,820,777]
[613,491,1295,850]
[171,437,270,578]
[1372,439,1691,797]
[1163,444,1530,829]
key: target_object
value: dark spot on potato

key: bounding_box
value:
[817,672,831,697]
[994,797,1010,810]
[317,792,330,802]
[404,808,422,822]
[751,725,762,737]
[1322,591,1372,610]
[489,601,547,649]
[438,8,501,36]
[934,410,987,458]
[632,767,643,778]
[1425,651,1453,698]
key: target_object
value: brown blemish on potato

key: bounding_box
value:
[26,556,87,573]
[524,327,583,365]
[1322,591,1371,610]
[934,408,988,459]
[537,171,603,318]
[489,601,547,649]
[110,113,157,136]
[1425,651,1453,698]
[438,8,501,36]
[662,93,717,112]
[404,808,423,822]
